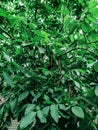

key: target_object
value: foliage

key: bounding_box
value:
[0,0,98,130]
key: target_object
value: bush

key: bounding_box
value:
[0,0,98,130]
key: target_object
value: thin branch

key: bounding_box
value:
[58,58,63,87]
[58,47,98,58]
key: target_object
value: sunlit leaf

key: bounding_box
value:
[50,104,59,123]
[20,111,36,129]
[71,106,84,119]
[37,110,47,123]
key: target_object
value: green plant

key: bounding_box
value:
[0,0,98,130]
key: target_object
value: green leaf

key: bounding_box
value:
[42,106,50,117]
[0,34,9,42]
[66,19,78,34]
[20,111,36,129]
[59,104,70,111]
[89,0,98,9]
[0,8,7,17]
[88,31,98,42]
[78,0,84,4]
[71,106,84,119]
[0,106,4,119]
[58,8,69,15]
[41,30,50,37]
[81,97,97,107]
[0,63,4,67]
[3,71,14,87]
[48,126,57,130]
[50,104,59,123]
[40,123,50,130]
[81,22,91,32]
[95,85,98,96]
[25,104,35,115]
[74,81,80,88]
[94,62,98,72]
[18,91,29,102]
[3,52,11,62]
[59,111,70,119]
[38,47,45,54]
[10,98,18,113]
[37,110,47,123]
[55,87,63,92]
[91,7,98,17]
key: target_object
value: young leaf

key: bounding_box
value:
[50,104,59,123]
[37,110,47,123]
[20,111,36,129]
[71,106,84,119]
[38,47,45,54]
[3,71,14,87]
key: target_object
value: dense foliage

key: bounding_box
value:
[0,0,98,130]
